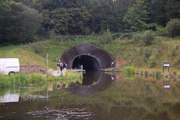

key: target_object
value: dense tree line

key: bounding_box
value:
[0,0,179,44]
[0,0,42,44]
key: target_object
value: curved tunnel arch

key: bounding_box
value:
[72,55,101,71]
[61,43,116,71]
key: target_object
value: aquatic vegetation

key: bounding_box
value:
[0,71,82,88]
[29,73,46,84]
[121,66,135,73]
[0,73,46,88]
[47,70,82,86]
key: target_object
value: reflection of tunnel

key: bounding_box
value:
[66,72,116,97]
[72,55,100,71]
[61,43,116,70]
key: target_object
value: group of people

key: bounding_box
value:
[56,61,67,74]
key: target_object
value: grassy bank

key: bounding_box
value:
[0,73,46,88]
[0,71,82,88]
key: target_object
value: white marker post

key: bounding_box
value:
[163,62,170,72]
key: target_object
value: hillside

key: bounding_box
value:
[0,45,55,69]
[23,34,180,70]
[1,34,180,71]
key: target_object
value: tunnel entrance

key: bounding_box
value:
[61,43,116,70]
[72,55,101,71]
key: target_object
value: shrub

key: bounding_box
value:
[132,33,142,42]
[112,33,123,40]
[166,19,180,37]
[142,30,155,46]
[99,29,113,44]
[168,44,177,57]
[27,42,46,54]
[143,47,152,62]
[119,33,133,40]
[148,49,158,68]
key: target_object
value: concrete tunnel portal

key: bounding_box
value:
[61,43,116,71]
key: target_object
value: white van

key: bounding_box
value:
[0,58,20,75]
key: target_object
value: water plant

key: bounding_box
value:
[121,66,135,74]
[0,71,83,88]
[48,70,83,86]
[0,73,46,88]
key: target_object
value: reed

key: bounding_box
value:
[0,73,46,88]
[121,66,135,74]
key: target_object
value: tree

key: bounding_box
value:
[43,7,91,34]
[123,0,149,32]
[165,0,180,20]
[0,0,10,18]
[144,0,167,26]
[88,0,135,33]
[0,1,43,44]
[41,0,91,34]
[166,19,180,37]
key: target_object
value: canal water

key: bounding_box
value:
[0,72,180,120]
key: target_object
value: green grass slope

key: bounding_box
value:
[0,45,55,68]
[23,35,180,70]
[1,33,180,70]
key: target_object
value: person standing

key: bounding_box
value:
[60,62,64,73]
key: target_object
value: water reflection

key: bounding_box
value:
[66,71,116,97]
[1,74,180,120]
[0,93,19,103]
[27,107,94,120]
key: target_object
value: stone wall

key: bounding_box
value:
[20,65,41,74]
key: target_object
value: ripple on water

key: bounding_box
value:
[27,107,94,120]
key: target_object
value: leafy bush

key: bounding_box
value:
[147,23,165,31]
[142,30,155,46]
[132,31,155,45]
[166,19,180,37]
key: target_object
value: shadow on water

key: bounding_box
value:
[66,71,116,97]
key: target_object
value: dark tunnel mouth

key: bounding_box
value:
[72,55,101,71]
